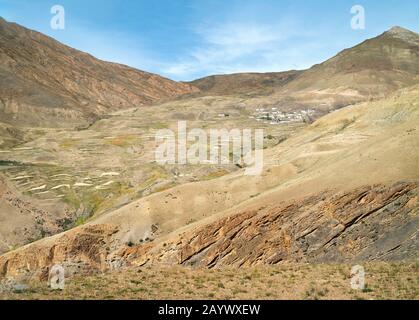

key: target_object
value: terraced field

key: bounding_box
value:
[0,96,307,253]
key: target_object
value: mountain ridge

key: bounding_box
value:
[0,17,198,127]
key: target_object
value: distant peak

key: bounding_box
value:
[384,26,419,44]
[388,26,411,34]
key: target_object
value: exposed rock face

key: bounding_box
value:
[0,225,118,280]
[123,182,418,267]
[2,182,415,280]
[0,17,198,127]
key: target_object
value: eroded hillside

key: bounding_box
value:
[1,84,417,280]
[0,17,198,127]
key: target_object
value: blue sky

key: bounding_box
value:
[1,0,418,81]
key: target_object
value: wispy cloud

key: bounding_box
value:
[50,20,322,82]
[160,19,318,80]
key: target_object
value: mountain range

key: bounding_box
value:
[1,18,418,128]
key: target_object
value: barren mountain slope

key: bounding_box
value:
[0,84,417,280]
[113,84,419,267]
[273,26,419,110]
[0,89,305,254]
[188,71,302,96]
[196,27,419,114]
[0,17,198,127]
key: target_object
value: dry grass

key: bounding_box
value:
[1,262,417,300]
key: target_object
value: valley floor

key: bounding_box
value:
[1,262,417,300]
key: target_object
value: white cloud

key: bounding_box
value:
[160,20,317,80]
[202,23,285,47]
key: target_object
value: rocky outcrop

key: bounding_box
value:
[123,181,418,267]
[0,224,118,280]
[0,182,417,280]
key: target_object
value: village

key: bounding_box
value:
[250,107,317,124]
